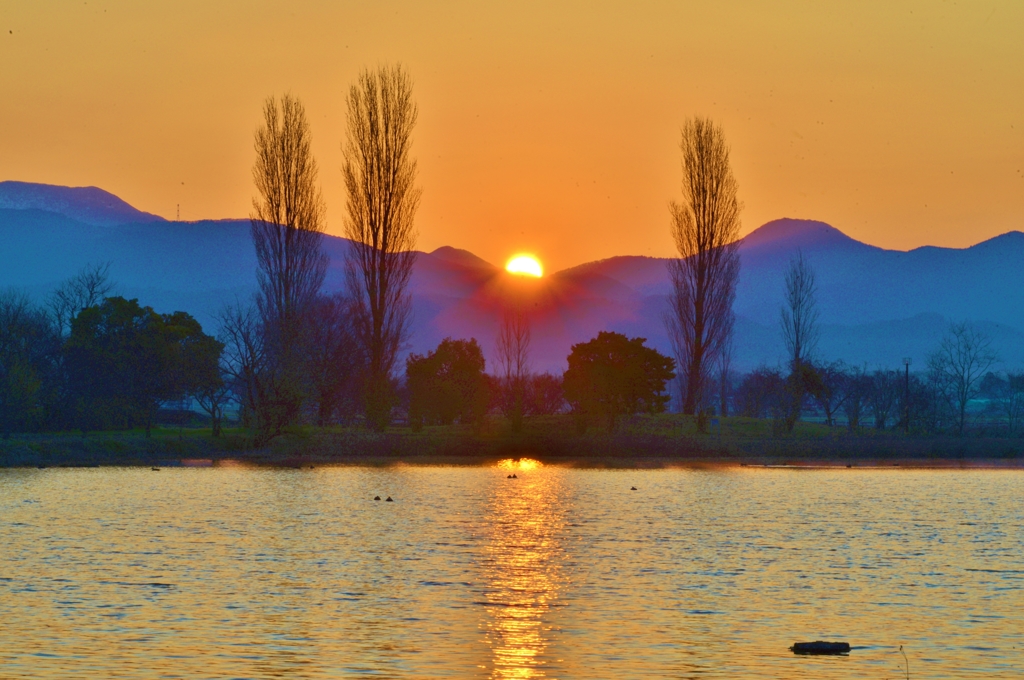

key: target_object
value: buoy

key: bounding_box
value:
[374,496,381,501]
[790,641,850,655]
[630,486,637,490]
[385,496,394,502]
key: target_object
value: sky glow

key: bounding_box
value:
[1,2,1021,270]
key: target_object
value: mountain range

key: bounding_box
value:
[2,180,1023,373]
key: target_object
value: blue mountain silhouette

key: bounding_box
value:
[2,182,1022,373]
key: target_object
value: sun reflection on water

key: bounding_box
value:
[481,464,564,678]
[496,458,543,471]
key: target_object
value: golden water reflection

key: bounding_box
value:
[3,467,1024,677]
[481,463,565,678]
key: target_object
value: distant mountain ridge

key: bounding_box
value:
[2,182,1023,373]
[0,181,166,226]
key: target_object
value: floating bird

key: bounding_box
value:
[151,467,160,471]
[512,474,518,479]
[374,496,381,501]
[507,474,513,478]
[630,486,637,490]
[385,496,394,502]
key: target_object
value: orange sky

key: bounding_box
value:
[2,1,1022,271]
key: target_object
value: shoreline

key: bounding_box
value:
[3,415,1023,470]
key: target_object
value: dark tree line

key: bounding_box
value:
[0,268,221,437]
[399,331,674,435]
[720,251,1011,437]
[222,64,421,443]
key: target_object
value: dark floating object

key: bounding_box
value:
[512,474,518,479]
[374,496,381,501]
[630,486,637,490]
[791,641,851,655]
[151,467,160,471]
[385,496,394,502]
[507,474,513,479]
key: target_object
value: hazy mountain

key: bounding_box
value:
[0,181,165,226]
[2,182,1022,373]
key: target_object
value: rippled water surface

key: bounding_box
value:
[2,465,1023,678]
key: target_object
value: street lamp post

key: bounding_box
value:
[902,357,912,434]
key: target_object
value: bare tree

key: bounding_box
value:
[1001,372,1024,435]
[842,365,871,432]
[780,250,819,370]
[305,293,362,426]
[249,94,328,433]
[666,117,741,418]
[251,95,328,327]
[928,321,999,435]
[776,251,821,429]
[218,302,275,443]
[869,369,901,430]
[342,64,421,431]
[716,330,733,417]
[48,262,114,335]
[813,360,849,427]
[496,308,531,431]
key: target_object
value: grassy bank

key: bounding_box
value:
[3,414,1024,468]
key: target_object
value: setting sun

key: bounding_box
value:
[505,254,543,277]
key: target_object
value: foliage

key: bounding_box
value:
[406,338,489,429]
[562,331,675,432]
[65,297,222,434]
[0,289,58,435]
[736,366,785,419]
[528,373,565,416]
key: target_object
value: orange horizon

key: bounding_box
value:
[2,1,1021,271]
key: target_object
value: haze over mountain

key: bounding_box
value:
[2,181,1023,374]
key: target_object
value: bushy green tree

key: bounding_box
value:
[562,331,675,432]
[66,297,222,434]
[0,290,59,436]
[406,338,488,430]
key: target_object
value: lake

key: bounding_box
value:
[1,463,1022,678]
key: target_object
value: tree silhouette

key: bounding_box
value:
[343,64,421,431]
[66,297,221,435]
[928,321,998,435]
[778,250,821,430]
[666,117,741,418]
[495,308,531,431]
[248,94,328,439]
[563,331,675,432]
[406,338,489,429]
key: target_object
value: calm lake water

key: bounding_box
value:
[1,464,1022,678]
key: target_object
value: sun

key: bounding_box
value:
[505,254,543,277]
